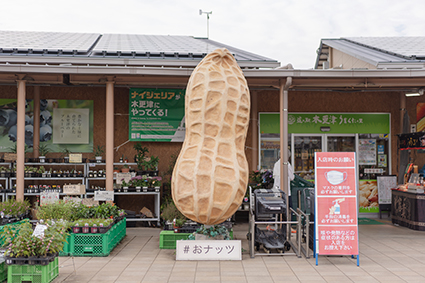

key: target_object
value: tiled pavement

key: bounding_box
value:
[56,218,425,282]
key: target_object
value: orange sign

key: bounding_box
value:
[315,152,359,256]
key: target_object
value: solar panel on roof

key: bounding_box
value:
[0,30,100,53]
[0,30,279,68]
[346,37,425,58]
[93,34,218,56]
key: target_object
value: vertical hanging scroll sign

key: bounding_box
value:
[52,108,90,144]
[314,152,359,266]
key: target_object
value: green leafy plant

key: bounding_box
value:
[35,201,126,222]
[94,145,104,157]
[142,156,159,171]
[160,199,186,225]
[35,200,79,221]
[133,143,149,170]
[8,143,29,155]
[127,175,147,187]
[0,198,30,217]
[188,225,231,240]
[38,166,45,174]
[148,176,162,187]
[38,144,50,156]
[1,219,69,257]
[74,204,96,219]
[61,147,71,158]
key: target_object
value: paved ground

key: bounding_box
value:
[56,218,425,282]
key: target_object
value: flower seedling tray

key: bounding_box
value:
[7,256,58,283]
[5,253,57,266]
[71,223,112,234]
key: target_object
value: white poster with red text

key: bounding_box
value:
[315,152,359,256]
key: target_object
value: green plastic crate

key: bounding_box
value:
[0,260,6,283]
[70,232,111,257]
[68,218,126,257]
[7,257,58,283]
[160,231,191,249]
[159,229,234,249]
[59,235,71,256]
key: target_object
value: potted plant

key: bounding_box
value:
[0,166,8,177]
[61,147,71,163]
[121,180,129,192]
[149,176,162,189]
[133,143,149,171]
[38,144,50,163]
[142,156,159,176]
[94,145,104,163]
[160,199,187,231]
[121,164,130,173]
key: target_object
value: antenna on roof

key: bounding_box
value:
[199,9,212,39]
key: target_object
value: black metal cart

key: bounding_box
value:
[248,187,302,257]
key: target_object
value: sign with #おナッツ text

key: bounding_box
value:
[176,240,241,261]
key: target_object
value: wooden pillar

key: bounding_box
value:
[250,91,258,171]
[33,86,40,157]
[400,92,406,133]
[16,80,26,202]
[105,78,115,192]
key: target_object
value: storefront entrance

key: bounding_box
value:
[259,113,391,214]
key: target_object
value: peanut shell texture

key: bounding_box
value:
[172,48,250,225]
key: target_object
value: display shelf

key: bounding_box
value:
[85,191,161,225]
[86,162,159,224]
[0,177,8,191]
[5,193,83,201]
[8,162,87,197]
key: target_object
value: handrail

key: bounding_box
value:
[297,208,314,258]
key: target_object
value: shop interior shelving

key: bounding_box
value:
[86,162,160,224]
[1,161,160,224]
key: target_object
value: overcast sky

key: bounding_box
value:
[2,0,425,69]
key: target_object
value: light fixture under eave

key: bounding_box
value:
[405,88,425,97]
[320,127,331,132]
[405,92,421,97]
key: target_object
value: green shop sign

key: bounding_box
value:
[129,88,186,142]
[260,113,390,134]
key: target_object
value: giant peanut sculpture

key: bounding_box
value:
[172,48,250,225]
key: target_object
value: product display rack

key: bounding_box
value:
[0,161,161,225]
[85,162,137,190]
[7,162,86,201]
[0,162,13,192]
[86,162,160,225]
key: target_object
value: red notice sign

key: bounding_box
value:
[315,152,359,256]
